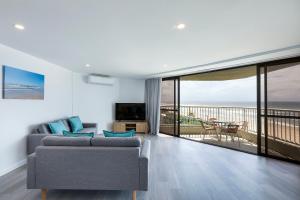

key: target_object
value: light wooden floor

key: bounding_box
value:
[181,134,258,154]
[1,134,300,200]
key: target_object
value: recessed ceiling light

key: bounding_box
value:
[14,24,25,30]
[176,23,186,30]
[85,64,91,67]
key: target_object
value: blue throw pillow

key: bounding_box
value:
[63,130,94,137]
[48,120,67,134]
[68,116,83,132]
[103,130,135,137]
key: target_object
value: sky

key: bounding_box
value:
[180,76,256,104]
[161,64,300,106]
[4,65,44,86]
[267,65,300,102]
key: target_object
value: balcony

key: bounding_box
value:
[160,105,300,160]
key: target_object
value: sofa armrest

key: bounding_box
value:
[27,153,36,189]
[139,140,150,190]
[82,123,98,129]
[27,133,50,155]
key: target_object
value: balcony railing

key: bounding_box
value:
[263,108,300,145]
[160,105,300,145]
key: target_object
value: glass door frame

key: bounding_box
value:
[160,77,180,137]
[257,56,300,164]
[160,56,300,164]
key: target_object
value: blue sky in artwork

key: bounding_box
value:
[3,66,44,87]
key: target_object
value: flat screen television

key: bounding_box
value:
[115,103,146,121]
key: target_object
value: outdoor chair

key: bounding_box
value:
[239,121,249,132]
[200,121,218,140]
[207,117,219,127]
[220,124,240,144]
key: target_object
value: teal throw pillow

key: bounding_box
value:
[68,116,83,132]
[48,120,67,134]
[103,130,135,137]
[63,130,94,137]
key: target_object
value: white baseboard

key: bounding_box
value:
[0,159,27,177]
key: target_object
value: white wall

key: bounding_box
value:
[72,73,119,132]
[118,78,145,103]
[72,74,145,132]
[0,43,73,176]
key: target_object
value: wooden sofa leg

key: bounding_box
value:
[41,189,47,200]
[132,190,136,200]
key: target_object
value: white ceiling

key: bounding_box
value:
[0,0,300,78]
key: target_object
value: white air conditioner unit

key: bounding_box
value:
[87,75,115,86]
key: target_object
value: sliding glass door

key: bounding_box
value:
[180,66,257,153]
[159,56,300,164]
[159,77,180,136]
[258,58,300,162]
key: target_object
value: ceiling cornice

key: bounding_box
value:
[149,44,300,78]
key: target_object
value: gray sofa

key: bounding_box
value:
[27,136,150,200]
[27,118,98,154]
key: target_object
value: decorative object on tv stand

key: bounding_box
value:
[2,65,45,99]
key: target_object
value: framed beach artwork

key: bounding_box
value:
[2,66,45,100]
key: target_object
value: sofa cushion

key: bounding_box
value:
[63,130,94,138]
[48,120,67,134]
[78,127,97,134]
[91,137,141,147]
[42,136,91,146]
[37,119,71,134]
[37,124,51,134]
[61,119,71,132]
[69,116,83,132]
[103,130,135,137]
